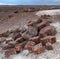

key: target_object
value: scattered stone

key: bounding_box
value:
[39,26,57,38]
[15,44,22,54]
[41,36,56,45]
[32,43,45,54]
[30,36,40,44]
[45,42,53,50]
[25,41,35,50]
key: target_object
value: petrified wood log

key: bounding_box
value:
[39,26,56,38]
[41,36,56,45]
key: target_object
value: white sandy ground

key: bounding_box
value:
[36,9,60,16]
[0,9,60,59]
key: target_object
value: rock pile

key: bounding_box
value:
[0,15,57,57]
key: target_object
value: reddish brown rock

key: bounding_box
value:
[15,44,22,53]
[37,21,49,30]
[25,41,35,50]
[45,42,53,50]
[49,36,56,44]
[39,26,56,38]
[30,36,40,44]
[41,37,48,45]
[41,36,56,45]
[32,43,45,54]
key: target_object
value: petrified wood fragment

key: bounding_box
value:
[45,42,53,50]
[41,36,56,45]
[32,43,45,54]
[39,26,56,38]
[15,44,22,53]
[30,36,40,44]
[25,41,35,50]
